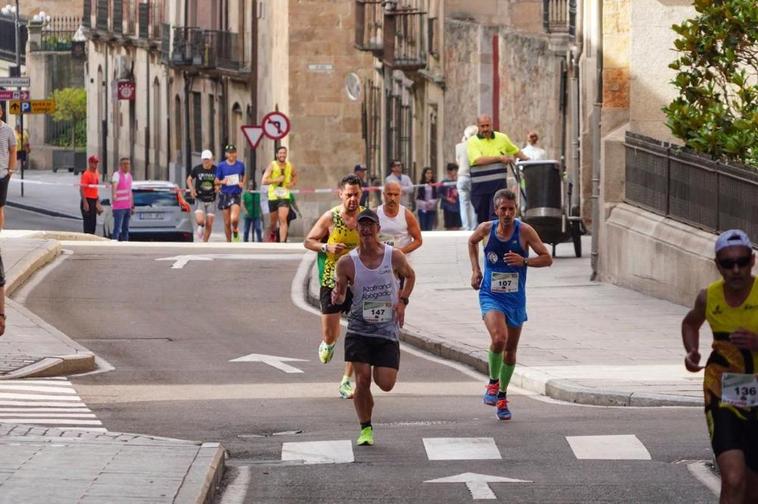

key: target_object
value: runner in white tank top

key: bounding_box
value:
[377,181,423,256]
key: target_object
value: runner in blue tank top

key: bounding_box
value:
[468,188,552,421]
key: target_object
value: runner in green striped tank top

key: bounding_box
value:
[304,174,365,399]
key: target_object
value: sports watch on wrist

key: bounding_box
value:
[400,297,410,306]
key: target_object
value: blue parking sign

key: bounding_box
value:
[21,102,31,113]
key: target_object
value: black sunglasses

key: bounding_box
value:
[717,256,752,269]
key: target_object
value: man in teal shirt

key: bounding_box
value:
[467,115,529,224]
[243,181,263,242]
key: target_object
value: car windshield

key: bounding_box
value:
[133,190,178,207]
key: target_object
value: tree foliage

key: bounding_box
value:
[663,0,758,168]
[51,87,86,149]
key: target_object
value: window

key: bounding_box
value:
[192,92,202,151]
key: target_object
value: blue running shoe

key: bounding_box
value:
[483,381,499,406]
[496,398,512,420]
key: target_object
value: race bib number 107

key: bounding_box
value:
[721,373,758,408]
[491,272,519,293]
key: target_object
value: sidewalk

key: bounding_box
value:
[0,233,226,502]
[308,232,704,407]
[6,171,83,219]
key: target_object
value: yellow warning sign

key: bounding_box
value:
[8,100,56,114]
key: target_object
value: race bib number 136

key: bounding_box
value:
[721,373,758,408]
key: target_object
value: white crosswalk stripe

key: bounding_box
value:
[0,378,105,431]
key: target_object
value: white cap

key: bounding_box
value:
[201,149,213,160]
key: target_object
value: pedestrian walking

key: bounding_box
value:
[216,144,246,242]
[14,123,29,165]
[304,174,365,399]
[384,160,414,209]
[468,189,552,420]
[187,149,218,242]
[243,180,263,242]
[80,155,102,235]
[521,130,547,161]
[681,229,758,503]
[331,208,415,446]
[262,146,297,243]
[467,115,529,224]
[441,163,462,230]
[111,157,134,242]
[456,125,478,231]
[415,167,438,231]
[0,106,17,231]
[354,164,370,207]
[377,181,422,256]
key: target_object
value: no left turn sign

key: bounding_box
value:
[262,111,290,140]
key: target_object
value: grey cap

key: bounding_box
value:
[357,208,380,224]
[715,229,753,254]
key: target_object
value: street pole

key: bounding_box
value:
[14,0,24,197]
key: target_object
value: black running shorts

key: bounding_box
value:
[344,333,400,370]
[217,192,241,210]
[707,403,758,470]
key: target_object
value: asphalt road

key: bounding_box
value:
[4,205,82,233]
[21,244,717,503]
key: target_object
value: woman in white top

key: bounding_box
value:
[455,125,478,231]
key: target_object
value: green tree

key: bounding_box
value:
[51,87,87,149]
[663,0,758,168]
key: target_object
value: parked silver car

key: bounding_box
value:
[100,180,194,241]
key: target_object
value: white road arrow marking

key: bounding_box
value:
[229,353,308,374]
[425,472,532,500]
[156,253,303,269]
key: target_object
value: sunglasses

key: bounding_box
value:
[717,256,752,269]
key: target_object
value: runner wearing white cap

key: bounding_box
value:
[187,149,218,242]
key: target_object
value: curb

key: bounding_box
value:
[303,256,700,408]
[174,442,227,504]
[6,200,81,221]
[5,240,62,297]
[0,353,96,380]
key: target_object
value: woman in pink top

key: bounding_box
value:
[111,157,134,241]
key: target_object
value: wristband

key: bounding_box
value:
[321,243,328,253]
[523,257,529,267]
[400,297,409,306]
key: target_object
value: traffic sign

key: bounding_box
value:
[241,125,264,149]
[9,100,56,115]
[261,111,290,140]
[0,90,29,100]
[0,76,31,87]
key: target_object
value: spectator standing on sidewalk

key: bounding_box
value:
[441,163,462,230]
[456,125,478,231]
[385,160,414,209]
[111,158,134,242]
[243,180,263,242]
[14,124,29,166]
[331,208,415,446]
[468,189,552,421]
[681,229,758,503]
[377,181,422,256]
[415,167,438,231]
[467,115,529,224]
[355,164,370,207]
[263,146,297,243]
[187,149,218,242]
[80,155,102,235]
[521,131,547,161]
[0,106,17,231]
[216,144,246,242]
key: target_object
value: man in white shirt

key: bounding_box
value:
[377,181,422,256]
[0,107,17,231]
[384,160,414,209]
[455,125,478,230]
[521,131,547,161]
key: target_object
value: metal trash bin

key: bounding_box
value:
[520,160,564,244]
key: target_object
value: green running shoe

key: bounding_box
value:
[338,379,354,399]
[232,230,241,242]
[356,426,374,446]
[318,341,335,364]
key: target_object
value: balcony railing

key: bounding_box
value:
[625,132,758,244]
[96,0,109,31]
[160,22,170,61]
[37,16,81,52]
[542,0,576,36]
[0,14,27,64]
[355,0,383,53]
[204,30,245,70]
[383,1,427,71]
[170,26,206,66]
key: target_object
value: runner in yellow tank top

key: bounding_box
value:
[262,146,297,242]
[682,229,758,502]
[304,174,365,398]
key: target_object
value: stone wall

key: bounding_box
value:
[20,0,82,17]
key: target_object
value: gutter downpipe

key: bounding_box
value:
[569,0,583,217]
[590,0,602,281]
